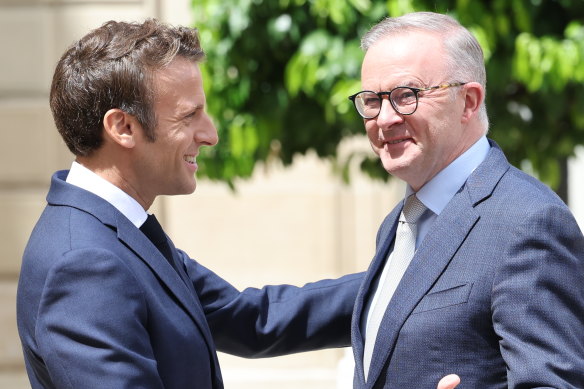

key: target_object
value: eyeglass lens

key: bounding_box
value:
[353,87,418,118]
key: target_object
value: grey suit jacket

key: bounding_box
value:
[352,141,584,388]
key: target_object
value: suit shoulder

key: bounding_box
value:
[497,165,566,208]
[21,204,130,283]
[28,204,116,251]
[478,165,582,237]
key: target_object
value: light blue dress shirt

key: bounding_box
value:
[409,135,491,247]
[363,136,491,338]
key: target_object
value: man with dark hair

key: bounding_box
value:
[16,19,362,389]
[348,12,584,388]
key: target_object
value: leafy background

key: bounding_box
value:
[192,0,584,199]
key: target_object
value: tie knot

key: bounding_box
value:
[140,214,178,273]
[400,194,427,223]
[140,214,166,245]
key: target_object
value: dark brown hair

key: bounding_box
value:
[50,19,205,156]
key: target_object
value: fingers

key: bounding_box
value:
[437,374,461,389]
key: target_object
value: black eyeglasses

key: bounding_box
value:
[348,83,467,119]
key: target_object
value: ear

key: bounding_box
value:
[103,108,139,149]
[460,82,484,124]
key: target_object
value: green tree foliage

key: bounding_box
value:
[192,0,584,190]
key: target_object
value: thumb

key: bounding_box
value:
[437,374,461,389]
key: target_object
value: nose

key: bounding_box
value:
[375,98,404,129]
[196,113,219,146]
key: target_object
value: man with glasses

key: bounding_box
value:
[348,11,584,388]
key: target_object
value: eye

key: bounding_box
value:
[392,88,417,106]
[183,109,199,121]
[359,93,381,108]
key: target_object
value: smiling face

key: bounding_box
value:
[362,31,480,190]
[132,57,218,206]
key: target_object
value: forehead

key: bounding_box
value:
[361,31,448,89]
[152,58,205,107]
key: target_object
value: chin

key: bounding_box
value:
[381,158,411,178]
[380,154,399,173]
[182,183,197,195]
[188,179,197,194]
[170,180,197,196]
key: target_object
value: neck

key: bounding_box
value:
[76,157,153,210]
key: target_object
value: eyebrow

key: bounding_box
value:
[372,80,423,91]
[181,105,203,118]
[399,80,423,88]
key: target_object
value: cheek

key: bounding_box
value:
[406,116,433,141]
[365,121,379,142]
[424,118,450,146]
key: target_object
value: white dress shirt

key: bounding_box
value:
[66,161,148,228]
[362,136,490,338]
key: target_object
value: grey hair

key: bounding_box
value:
[361,12,489,131]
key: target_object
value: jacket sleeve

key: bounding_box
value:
[492,203,584,388]
[35,247,165,389]
[181,253,364,358]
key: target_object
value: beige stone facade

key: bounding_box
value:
[2,2,582,388]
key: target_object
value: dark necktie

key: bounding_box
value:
[140,214,179,273]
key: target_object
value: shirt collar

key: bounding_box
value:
[66,161,148,228]
[406,136,490,216]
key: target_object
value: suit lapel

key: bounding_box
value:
[365,189,479,387]
[360,141,511,388]
[116,215,219,355]
[352,206,401,386]
[164,239,224,386]
[48,171,222,385]
[120,223,224,386]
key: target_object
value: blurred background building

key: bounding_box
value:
[0,0,582,388]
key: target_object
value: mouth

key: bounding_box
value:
[183,155,198,170]
[386,138,409,145]
[380,137,413,147]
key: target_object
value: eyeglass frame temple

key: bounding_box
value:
[347,82,467,118]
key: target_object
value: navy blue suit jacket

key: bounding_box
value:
[17,170,363,389]
[352,142,584,388]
